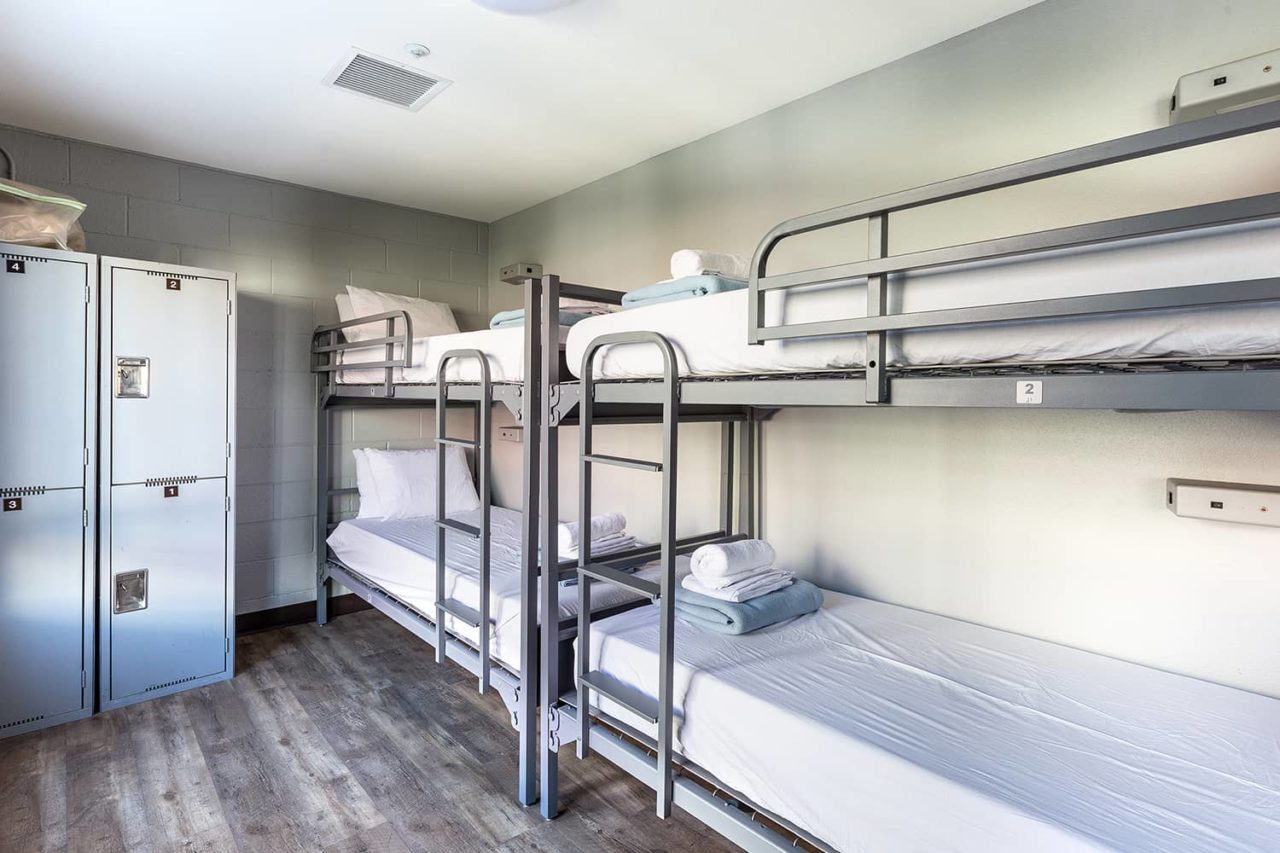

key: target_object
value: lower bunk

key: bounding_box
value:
[561,588,1280,853]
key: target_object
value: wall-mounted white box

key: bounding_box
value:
[1166,479,1280,528]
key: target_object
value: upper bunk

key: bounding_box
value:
[554,100,1280,416]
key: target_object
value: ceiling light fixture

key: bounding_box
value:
[471,0,575,15]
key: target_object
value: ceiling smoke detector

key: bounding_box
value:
[323,47,452,111]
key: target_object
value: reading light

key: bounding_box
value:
[471,0,575,14]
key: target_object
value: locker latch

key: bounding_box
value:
[114,357,150,399]
[114,569,148,614]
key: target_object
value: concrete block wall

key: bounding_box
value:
[0,123,490,614]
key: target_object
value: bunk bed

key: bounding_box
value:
[530,100,1280,851]
[308,280,726,810]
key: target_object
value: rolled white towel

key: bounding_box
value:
[670,249,749,281]
[558,512,626,553]
[682,570,794,603]
[689,539,776,586]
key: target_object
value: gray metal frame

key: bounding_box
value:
[0,242,98,738]
[538,101,1280,852]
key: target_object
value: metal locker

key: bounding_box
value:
[106,479,229,700]
[99,257,236,711]
[0,242,96,738]
[105,264,230,483]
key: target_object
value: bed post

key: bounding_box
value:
[865,214,889,404]
[518,275,543,808]
[738,413,758,539]
[539,273,562,820]
[719,421,735,537]
[316,394,331,625]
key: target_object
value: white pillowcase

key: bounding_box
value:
[353,445,481,520]
[344,285,459,343]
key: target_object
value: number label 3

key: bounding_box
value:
[3,497,21,512]
[1015,380,1043,405]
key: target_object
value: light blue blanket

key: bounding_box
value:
[489,308,599,329]
[621,274,747,309]
[674,579,824,635]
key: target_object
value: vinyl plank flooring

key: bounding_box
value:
[0,609,739,853]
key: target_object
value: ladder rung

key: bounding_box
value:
[580,670,660,725]
[436,518,481,538]
[438,597,482,629]
[579,562,660,599]
[436,436,478,448]
[582,453,663,472]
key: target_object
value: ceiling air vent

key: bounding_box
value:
[323,48,453,111]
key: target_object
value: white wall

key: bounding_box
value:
[488,0,1280,696]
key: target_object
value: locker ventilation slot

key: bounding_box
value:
[145,475,198,487]
[1,714,45,730]
[145,270,198,281]
[1,252,46,264]
[145,674,202,693]
[1,485,46,497]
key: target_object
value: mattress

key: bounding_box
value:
[580,591,1280,853]
[566,220,1280,379]
[335,324,571,384]
[325,506,678,670]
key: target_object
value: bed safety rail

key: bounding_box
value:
[311,310,414,397]
[748,99,1280,403]
[434,349,493,693]
[576,331,681,818]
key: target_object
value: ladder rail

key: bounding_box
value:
[577,331,680,819]
[434,349,493,693]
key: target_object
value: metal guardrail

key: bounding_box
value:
[311,310,414,397]
[748,99,1280,403]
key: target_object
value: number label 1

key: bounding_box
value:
[3,497,21,512]
[1016,380,1043,405]
[164,485,180,498]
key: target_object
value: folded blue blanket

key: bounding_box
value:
[621,274,747,309]
[674,579,824,635]
[489,309,599,329]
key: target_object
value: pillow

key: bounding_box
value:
[353,448,387,519]
[361,445,481,520]
[345,285,459,344]
[335,293,355,342]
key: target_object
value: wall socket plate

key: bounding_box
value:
[498,426,523,442]
[1166,478,1280,528]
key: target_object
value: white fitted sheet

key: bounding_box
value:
[325,507,676,670]
[567,220,1280,379]
[336,325,570,384]
[580,591,1280,853]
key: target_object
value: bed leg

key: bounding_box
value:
[316,572,331,626]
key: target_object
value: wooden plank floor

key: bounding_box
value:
[0,610,739,852]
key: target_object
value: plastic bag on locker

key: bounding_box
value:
[0,178,87,252]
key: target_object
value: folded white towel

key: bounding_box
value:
[689,539,777,585]
[682,570,794,603]
[558,513,626,553]
[564,532,638,560]
[670,249,749,281]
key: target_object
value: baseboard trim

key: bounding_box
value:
[236,593,371,635]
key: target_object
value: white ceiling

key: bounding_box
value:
[0,0,1041,222]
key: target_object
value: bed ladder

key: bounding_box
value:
[434,349,493,693]
[576,331,680,819]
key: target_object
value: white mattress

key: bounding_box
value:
[566,220,1280,379]
[580,591,1280,853]
[336,325,570,384]
[325,506,677,670]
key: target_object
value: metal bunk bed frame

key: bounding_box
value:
[535,100,1280,852]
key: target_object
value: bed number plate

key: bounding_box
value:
[1015,380,1043,405]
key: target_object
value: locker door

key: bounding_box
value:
[0,253,89,489]
[0,489,86,729]
[108,267,228,483]
[107,479,227,701]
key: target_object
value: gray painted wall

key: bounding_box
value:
[0,123,489,615]
[488,0,1280,695]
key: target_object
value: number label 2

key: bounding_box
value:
[1015,380,1043,405]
